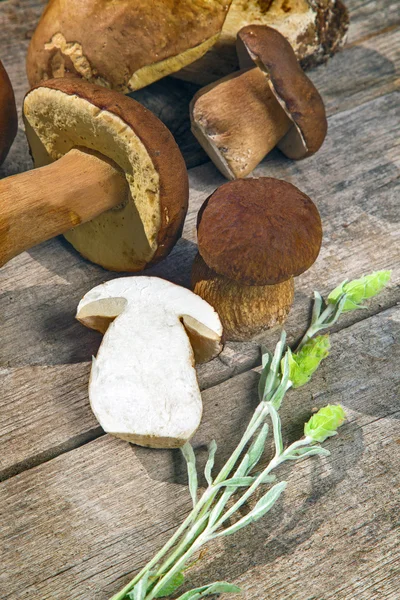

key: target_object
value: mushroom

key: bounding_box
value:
[191,178,323,341]
[26,0,233,92]
[190,25,327,179]
[0,78,188,270]
[176,0,349,85]
[77,276,223,448]
[0,60,18,167]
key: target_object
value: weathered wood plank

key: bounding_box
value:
[1,91,399,479]
[0,307,398,599]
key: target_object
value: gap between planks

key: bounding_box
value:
[1,90,399,481]
[1,298,398,483]
[0,307,398,600]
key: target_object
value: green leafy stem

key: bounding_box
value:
[110,270,390,600]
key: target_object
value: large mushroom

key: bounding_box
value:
[176,0,349,84]
[0,60,18,167]
[26,0,233,92]
[77,276,223,448]
[191,25,327,179]
[192,178,323,340]
[0,79,188,270]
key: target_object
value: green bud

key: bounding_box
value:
[285,336,330,388]
[304,405,346,443]
[327,270,391,312]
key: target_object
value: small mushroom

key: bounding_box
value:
[192,178,322,340]
[0,60,18,167]
[0,79,188,270]
[77,276,223,448]
[27,0,233,92]
[191,25,327,179]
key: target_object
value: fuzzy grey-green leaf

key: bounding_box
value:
[204,440,217,486]
[181,443,198,507]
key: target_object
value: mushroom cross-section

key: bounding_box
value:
[0,79,188,270]
[190,25,327,179]
[0,60,18,167]
[76,277,223,448]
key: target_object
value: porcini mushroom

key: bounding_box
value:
[77,276,223,448]
[0,79,188,270]
[27,0,233,92]
[192,178,323,340]
[176,0,349,84]
[0,60,18,167]
[191,25,327,179]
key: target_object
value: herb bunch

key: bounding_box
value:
[111,271,391,600]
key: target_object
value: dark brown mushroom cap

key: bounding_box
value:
[197,178,322,286]
[0,60,18,166]
[237,25,327,160]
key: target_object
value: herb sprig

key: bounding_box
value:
[111,270,391,600]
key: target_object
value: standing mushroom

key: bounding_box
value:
[0,60,18,167]
[0,79,188,270]
[77,276,223,448]
[191,25,327,179]
[192,178,323,341]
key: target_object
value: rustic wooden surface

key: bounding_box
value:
[0,0,399,598]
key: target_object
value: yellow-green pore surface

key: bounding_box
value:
[23,82,188,271]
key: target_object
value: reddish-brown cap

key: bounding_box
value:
[197,178,322,286]
[237,25,327,160]
[0,60,18,166]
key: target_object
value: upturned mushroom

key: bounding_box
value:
[27,0,233,92]
[176,0,349,84]
[191,25,327,179]
[0,79,188,270]
[77,276,223,448]
[192,178,323,341]
[0,60,18,167]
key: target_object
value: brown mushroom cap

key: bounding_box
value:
[24,78,188,271]
[27,0,233,92]
[237,25,327,159]
[197,178,322,286]
[0,60,18,166]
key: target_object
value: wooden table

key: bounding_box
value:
[0,1,399,598]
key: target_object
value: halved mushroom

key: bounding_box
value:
[191,25,327,179]
[77,277,223,448]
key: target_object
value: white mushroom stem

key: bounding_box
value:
[0,148,128,266]
[190,67,292,179]
[76,277,223,448]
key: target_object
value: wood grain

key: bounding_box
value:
[1,91,399,480]
[0,308,398,599]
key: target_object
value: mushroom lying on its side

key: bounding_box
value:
[192,178,322,340]
[176,0,349,84]
[77,277,223,448]
[27,0,233,92]
[191,25,327,179]
[0,60,18,166]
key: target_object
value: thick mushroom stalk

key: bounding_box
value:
[192,178,322,341]
[191,25,327,179]
[0,79,188,270]
[77,277,223,448]
[192,253,294,341]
